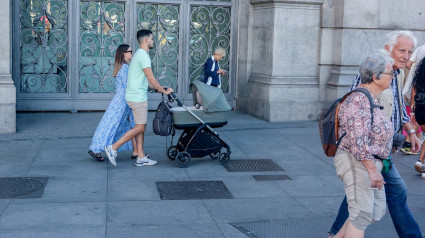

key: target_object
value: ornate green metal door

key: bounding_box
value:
[79,1,125,94]
[14,0,236,111]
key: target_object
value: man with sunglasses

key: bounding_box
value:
[328,30,422,238]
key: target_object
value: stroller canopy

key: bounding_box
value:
[191,81,232,112]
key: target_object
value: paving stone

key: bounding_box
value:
[0,227,105,238]
[276,175,344,198]
[107,200,215,226]
[12,177,107,203]
[203,197,312,223]
[108,180,159,201]
[107,224,224,238]
[0,140,42,163]
[0,163,31,177]
[0,202,106,229]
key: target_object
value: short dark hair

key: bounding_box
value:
[137,29,153,44]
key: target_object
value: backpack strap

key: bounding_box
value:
[350,88,381,125]
[335,87,380,146]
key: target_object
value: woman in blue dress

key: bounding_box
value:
[88,44,138,161]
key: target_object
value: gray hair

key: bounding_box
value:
[386,30,417,52]
[214,47,226,57]
[360,51,395,84]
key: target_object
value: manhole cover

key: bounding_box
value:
[223,159,284,172]
[253,175,292,181]
[156,181,234,200]
[0,177,49,199]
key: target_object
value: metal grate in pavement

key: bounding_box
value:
[0,177,49,199]
[156,181,234,200]
[231,211,425,238]
[223,159,284,172]
[253,175,292,181]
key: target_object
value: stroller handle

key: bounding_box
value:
[168,92,183,107]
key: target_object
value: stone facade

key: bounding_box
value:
[0,0,15,133]
[237,0,425,122]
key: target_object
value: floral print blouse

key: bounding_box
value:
[337,88,394,161]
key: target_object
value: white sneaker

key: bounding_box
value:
[415,160,423,173]
[134,156,157,167]
[104,145,117,166]
[422,172,425,179]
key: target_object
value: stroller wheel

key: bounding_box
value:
[209,151,220,160]
[176,152,191,168]
[218,153,230,165]
[167,146,179,160]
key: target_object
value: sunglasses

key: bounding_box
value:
[125,50,132,54]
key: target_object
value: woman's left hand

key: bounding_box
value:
[369,171,385,190]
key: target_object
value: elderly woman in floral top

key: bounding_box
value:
[333,53,395,238]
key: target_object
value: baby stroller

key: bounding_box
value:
[167,81,232,167]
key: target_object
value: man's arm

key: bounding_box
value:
[143,67,173,95]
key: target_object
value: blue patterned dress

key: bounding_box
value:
[89,64,135,153]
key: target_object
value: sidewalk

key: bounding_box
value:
[0,111,424,238]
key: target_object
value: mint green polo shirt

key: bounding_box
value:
[125,48,151,102]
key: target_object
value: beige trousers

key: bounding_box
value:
[334,150,386,230]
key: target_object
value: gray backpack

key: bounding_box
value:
[319,88,379,157]
[153,99,173,136]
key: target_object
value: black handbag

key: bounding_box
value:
[414,92,425,105]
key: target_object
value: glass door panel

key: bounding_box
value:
[20,0,68,93]
[137,3,180,92]
[79,1,125,93]
[189,6,231,92]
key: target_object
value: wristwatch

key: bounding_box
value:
[409,129,416,135]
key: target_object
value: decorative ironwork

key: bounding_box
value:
[137,3,179,92]
[79,1,125,93]
[20,0,68,93]
[189,6,231,92]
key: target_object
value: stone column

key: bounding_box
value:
[321,0,425,102]
[0,0,16,133]
[241,0,323,122]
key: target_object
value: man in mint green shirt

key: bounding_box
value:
[104,29,174,167]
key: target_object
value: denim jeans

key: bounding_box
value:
[330,164,422,237]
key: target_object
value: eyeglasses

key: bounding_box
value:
[125,50,132,54]
[381,70,394,76]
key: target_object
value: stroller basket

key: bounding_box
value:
[170,106,228,129]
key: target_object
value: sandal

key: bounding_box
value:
[88,150,105,162]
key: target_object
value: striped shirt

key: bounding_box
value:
[348,69,409,132]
